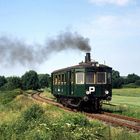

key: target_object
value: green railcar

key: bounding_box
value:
[51,53,112,111]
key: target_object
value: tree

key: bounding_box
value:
[21,70,39,90]
[135,80,140,86]
[0,76,7,87]
[6,76,21,89]
[112,70,124,88]
[0,76,21,90]
[38,74,50,88]
[125,73,140,84]
[112,77,124,88]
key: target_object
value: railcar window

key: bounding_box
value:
[71,72,74,84]
[61,74,64,83]
[76,72,84,84]
[54,76,58,85]
[86,72,94,84]
[61,74,66,84]
[53,76,55,85]
[107,73,111,84]
[58,75,61,85]
[64,74,66,83]
[97,72,106,84]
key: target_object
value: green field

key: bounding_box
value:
[112,88,140,107]
[102,88,140,119]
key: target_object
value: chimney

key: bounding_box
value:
[85,53,91,63]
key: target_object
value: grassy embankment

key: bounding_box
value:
[0,89,140,139]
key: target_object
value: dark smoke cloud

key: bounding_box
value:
[0,31,91,66]
[46,31,91,52]
[0,36,39,66]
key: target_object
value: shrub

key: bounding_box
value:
[135,80,140,86]
[69,114,90,127]
[21,70,39,90]
[123,83,139,88]
[125,73,140,84]
[38,74,50,88]
[22,104,44,122]
[0,77,21,90]
[0,76,7,87]
[0,90,21,105]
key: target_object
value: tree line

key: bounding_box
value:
[112,70,140,88]
[0,70,140,90]
[0,70,50,90]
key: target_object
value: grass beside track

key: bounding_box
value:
[113,88,140,97]
[103,88,140,119]
[0,89,140,139]
[112,95,140,107]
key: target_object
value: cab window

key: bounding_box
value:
[54,75,58,85]
[96,72,106,84]
[107,73,111,84]
[86,72,94,84]
[58,75,61,85]
[76,72,84,84]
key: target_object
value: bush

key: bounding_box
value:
[0,90,21,105]
[112,70,124,88]
[135,80,140,86]
[67,114,90,127]
[125,73,140,84]
[1,82,17,90]
[22,104,44,122]
[0,76,21,90]
[123,83,139,88]
[21,70,39,90]
[0,76,7,87]
[38,74,50,88]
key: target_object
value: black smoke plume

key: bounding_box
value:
[0,31,91,66]
[46,31,91,52]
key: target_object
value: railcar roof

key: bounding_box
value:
[52,62,112,73]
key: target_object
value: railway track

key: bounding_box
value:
[31,92,140,132]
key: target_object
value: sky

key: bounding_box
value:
[0,0,140,76]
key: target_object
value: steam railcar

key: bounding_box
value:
[51,53,112,111]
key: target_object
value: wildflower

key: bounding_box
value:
[39,123,47,126]
[65,123,71,127]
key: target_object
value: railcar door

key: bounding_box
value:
[67,71,71,95]
[75,69,85,97]
[67,70,74,96]
[71,70,74,95]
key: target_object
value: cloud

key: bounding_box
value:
[74,10,140,75]
[75,12,140,42]
[89,0,132,6]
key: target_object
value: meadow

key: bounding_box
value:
[0,89,140,139]
[112,88,140,106]
[102,88,140,119]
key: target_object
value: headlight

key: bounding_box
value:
[105,90,109,95]
[86,91,90,95]
[83,96,89,101]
